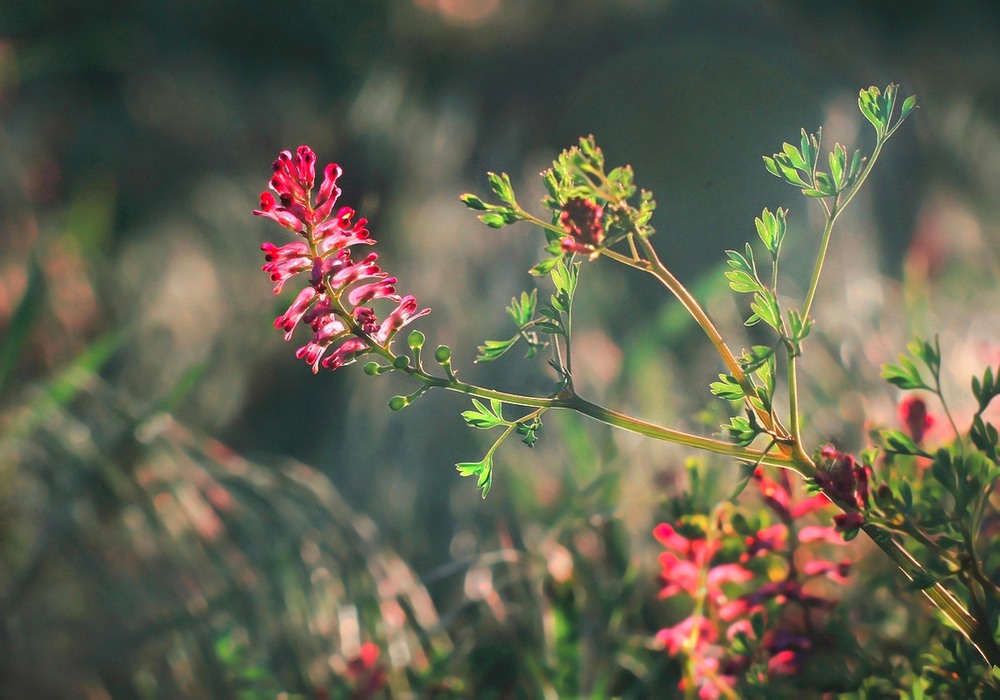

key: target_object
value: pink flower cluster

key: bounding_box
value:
[254,146,429,372]
[654,469,850,698]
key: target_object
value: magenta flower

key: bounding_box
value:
[559,197,604,258]
[254,146,429,372]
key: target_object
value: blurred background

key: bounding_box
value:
[3,0,1000,697]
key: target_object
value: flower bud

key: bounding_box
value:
[407,330,425,350]
[388,395,409,411]
[363,361,381,376]
[434,345,452,364]
[392,355,410,370]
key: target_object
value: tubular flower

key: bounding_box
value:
[254,146,429,372]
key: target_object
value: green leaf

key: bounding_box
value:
[882,355,930,391]
[710,373,745,401]
[786,309,812,344]
[0,256,45,392]
[738,345,774,373]
[763,156,780,178]
[775,159,810,188]
[530,256,562,276]
[814,171,837,195]
[859,86,883,133]
[487,171,515,205]
[726,415,760,447]
[753,207,786,257]
[880,429,930,458]
[506,289,537,327]
[829,144,845,188]
[461,398,507,429]
[456,454,494,498]
[800,128,817,171]
[475,338,517,363]
[970,417,998,462]
[782,142,807,170]
[515,416,543,447]
[725,247,763,294]
[749,289,780,330]
[847,149,864,183]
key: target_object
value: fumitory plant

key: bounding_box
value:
[252,84,1000,694]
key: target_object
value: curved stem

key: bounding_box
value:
[861,523,1000,668]
[616,236,786,443]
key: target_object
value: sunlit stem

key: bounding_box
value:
[389,360,803,472]
[611,235,786,444]
[862,524,1000,668]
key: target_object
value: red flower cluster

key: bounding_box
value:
[815,446,872,538]
[559,197,604,258]
[654,469,849,698]
[254,147,429,372]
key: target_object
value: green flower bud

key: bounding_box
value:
[434,345,452,364]
[388,395,409,411]
[392,355,410,370]
[460,193,488,211]
[363,361,381,376]
[407,330,426,350]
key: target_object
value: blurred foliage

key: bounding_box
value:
[3,0,1000,697]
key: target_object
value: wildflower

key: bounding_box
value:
[254,146,428,372]
[815,446,871,510]
[559,197,604,257]
[899,395,934,444]
[344,642,387,700]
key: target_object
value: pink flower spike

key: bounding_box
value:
[375,295,431,344]
[293,145,316,193]
[261,241,312,292]
[275,286,318,340]
[254,192,305,233]
[653,523,693,552]
[803,559,852,583]
[314,163,343,215]
[323,337,369,370]
[790,493,831,519]
[797,526,846,545]
[767,650,799,676]
[255,147,431,372]
[348,278,399,306]
[270,149,311,204]
[315,208,373,252]
[656,615,715,656]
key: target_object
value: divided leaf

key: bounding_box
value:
[456,454,494,498]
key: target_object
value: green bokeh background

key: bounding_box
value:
[3,1,1000,697]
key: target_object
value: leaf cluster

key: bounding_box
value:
[763,128,865,198]
[457,398,545,498]
[475,260,579,376]
[872,340,1000,621]
[459,171,526,229]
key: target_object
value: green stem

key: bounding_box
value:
[800,136,888,323]
[861,523,1000,668]
[621,236,786,442]
[411,369,802,472]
